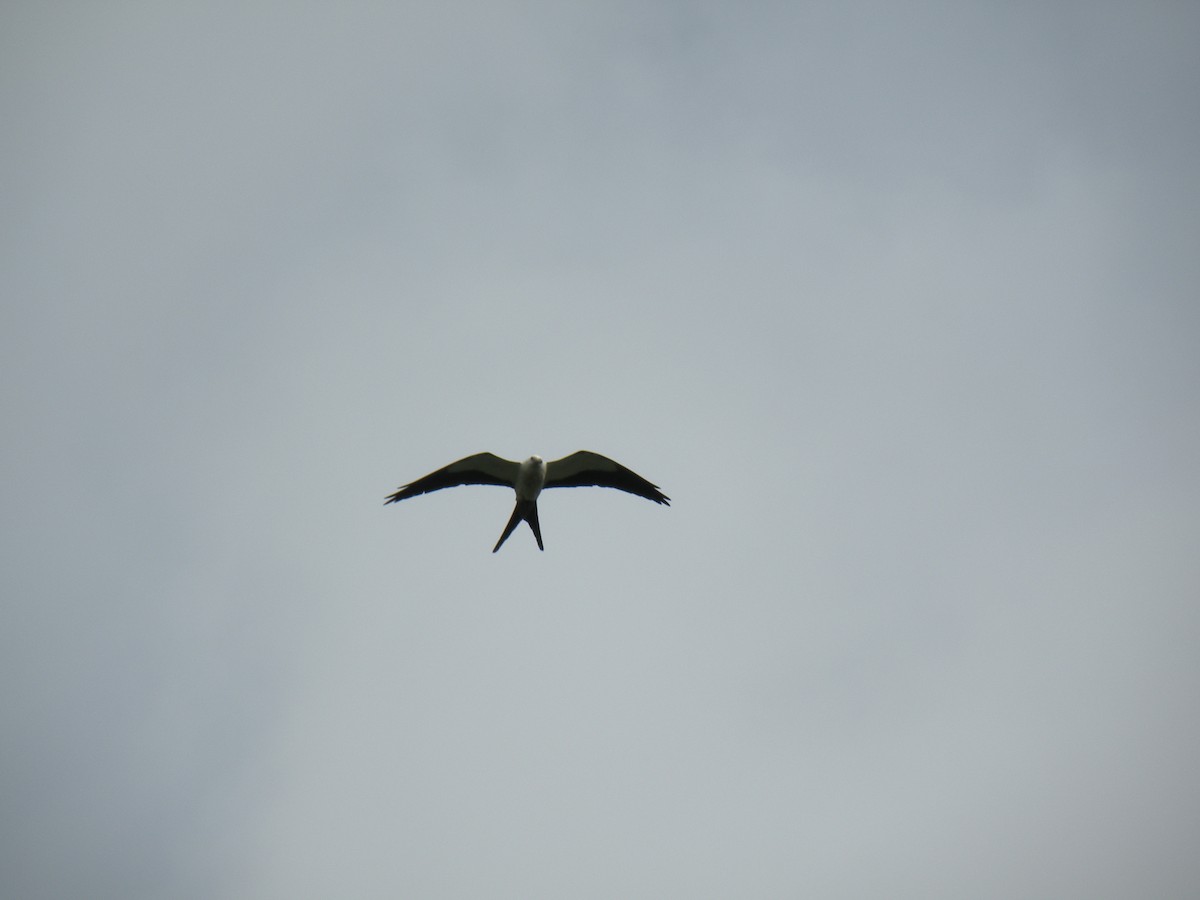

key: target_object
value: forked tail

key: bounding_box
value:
[493,500,544,552]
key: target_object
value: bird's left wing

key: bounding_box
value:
[544,451,670,505]
[385,452,520,504]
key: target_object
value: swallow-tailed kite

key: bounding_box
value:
[385,451,669,552]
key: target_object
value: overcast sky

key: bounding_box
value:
[3,2,1198,897]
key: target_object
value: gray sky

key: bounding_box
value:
[3,2,1198,897]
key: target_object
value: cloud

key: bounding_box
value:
[3,3,1198,897]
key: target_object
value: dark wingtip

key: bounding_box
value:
[384,486,411,505]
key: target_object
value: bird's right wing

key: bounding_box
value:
[544,451,670,505]
[385,452,520,504]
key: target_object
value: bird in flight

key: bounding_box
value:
[385,451,669,552]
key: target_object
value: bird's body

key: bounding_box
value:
[385,451,669,552]
[514,455,547,501]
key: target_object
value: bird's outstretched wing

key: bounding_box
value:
[544,451,670,505]
[384,452,520,504]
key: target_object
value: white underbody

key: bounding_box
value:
[514,455,547,501]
